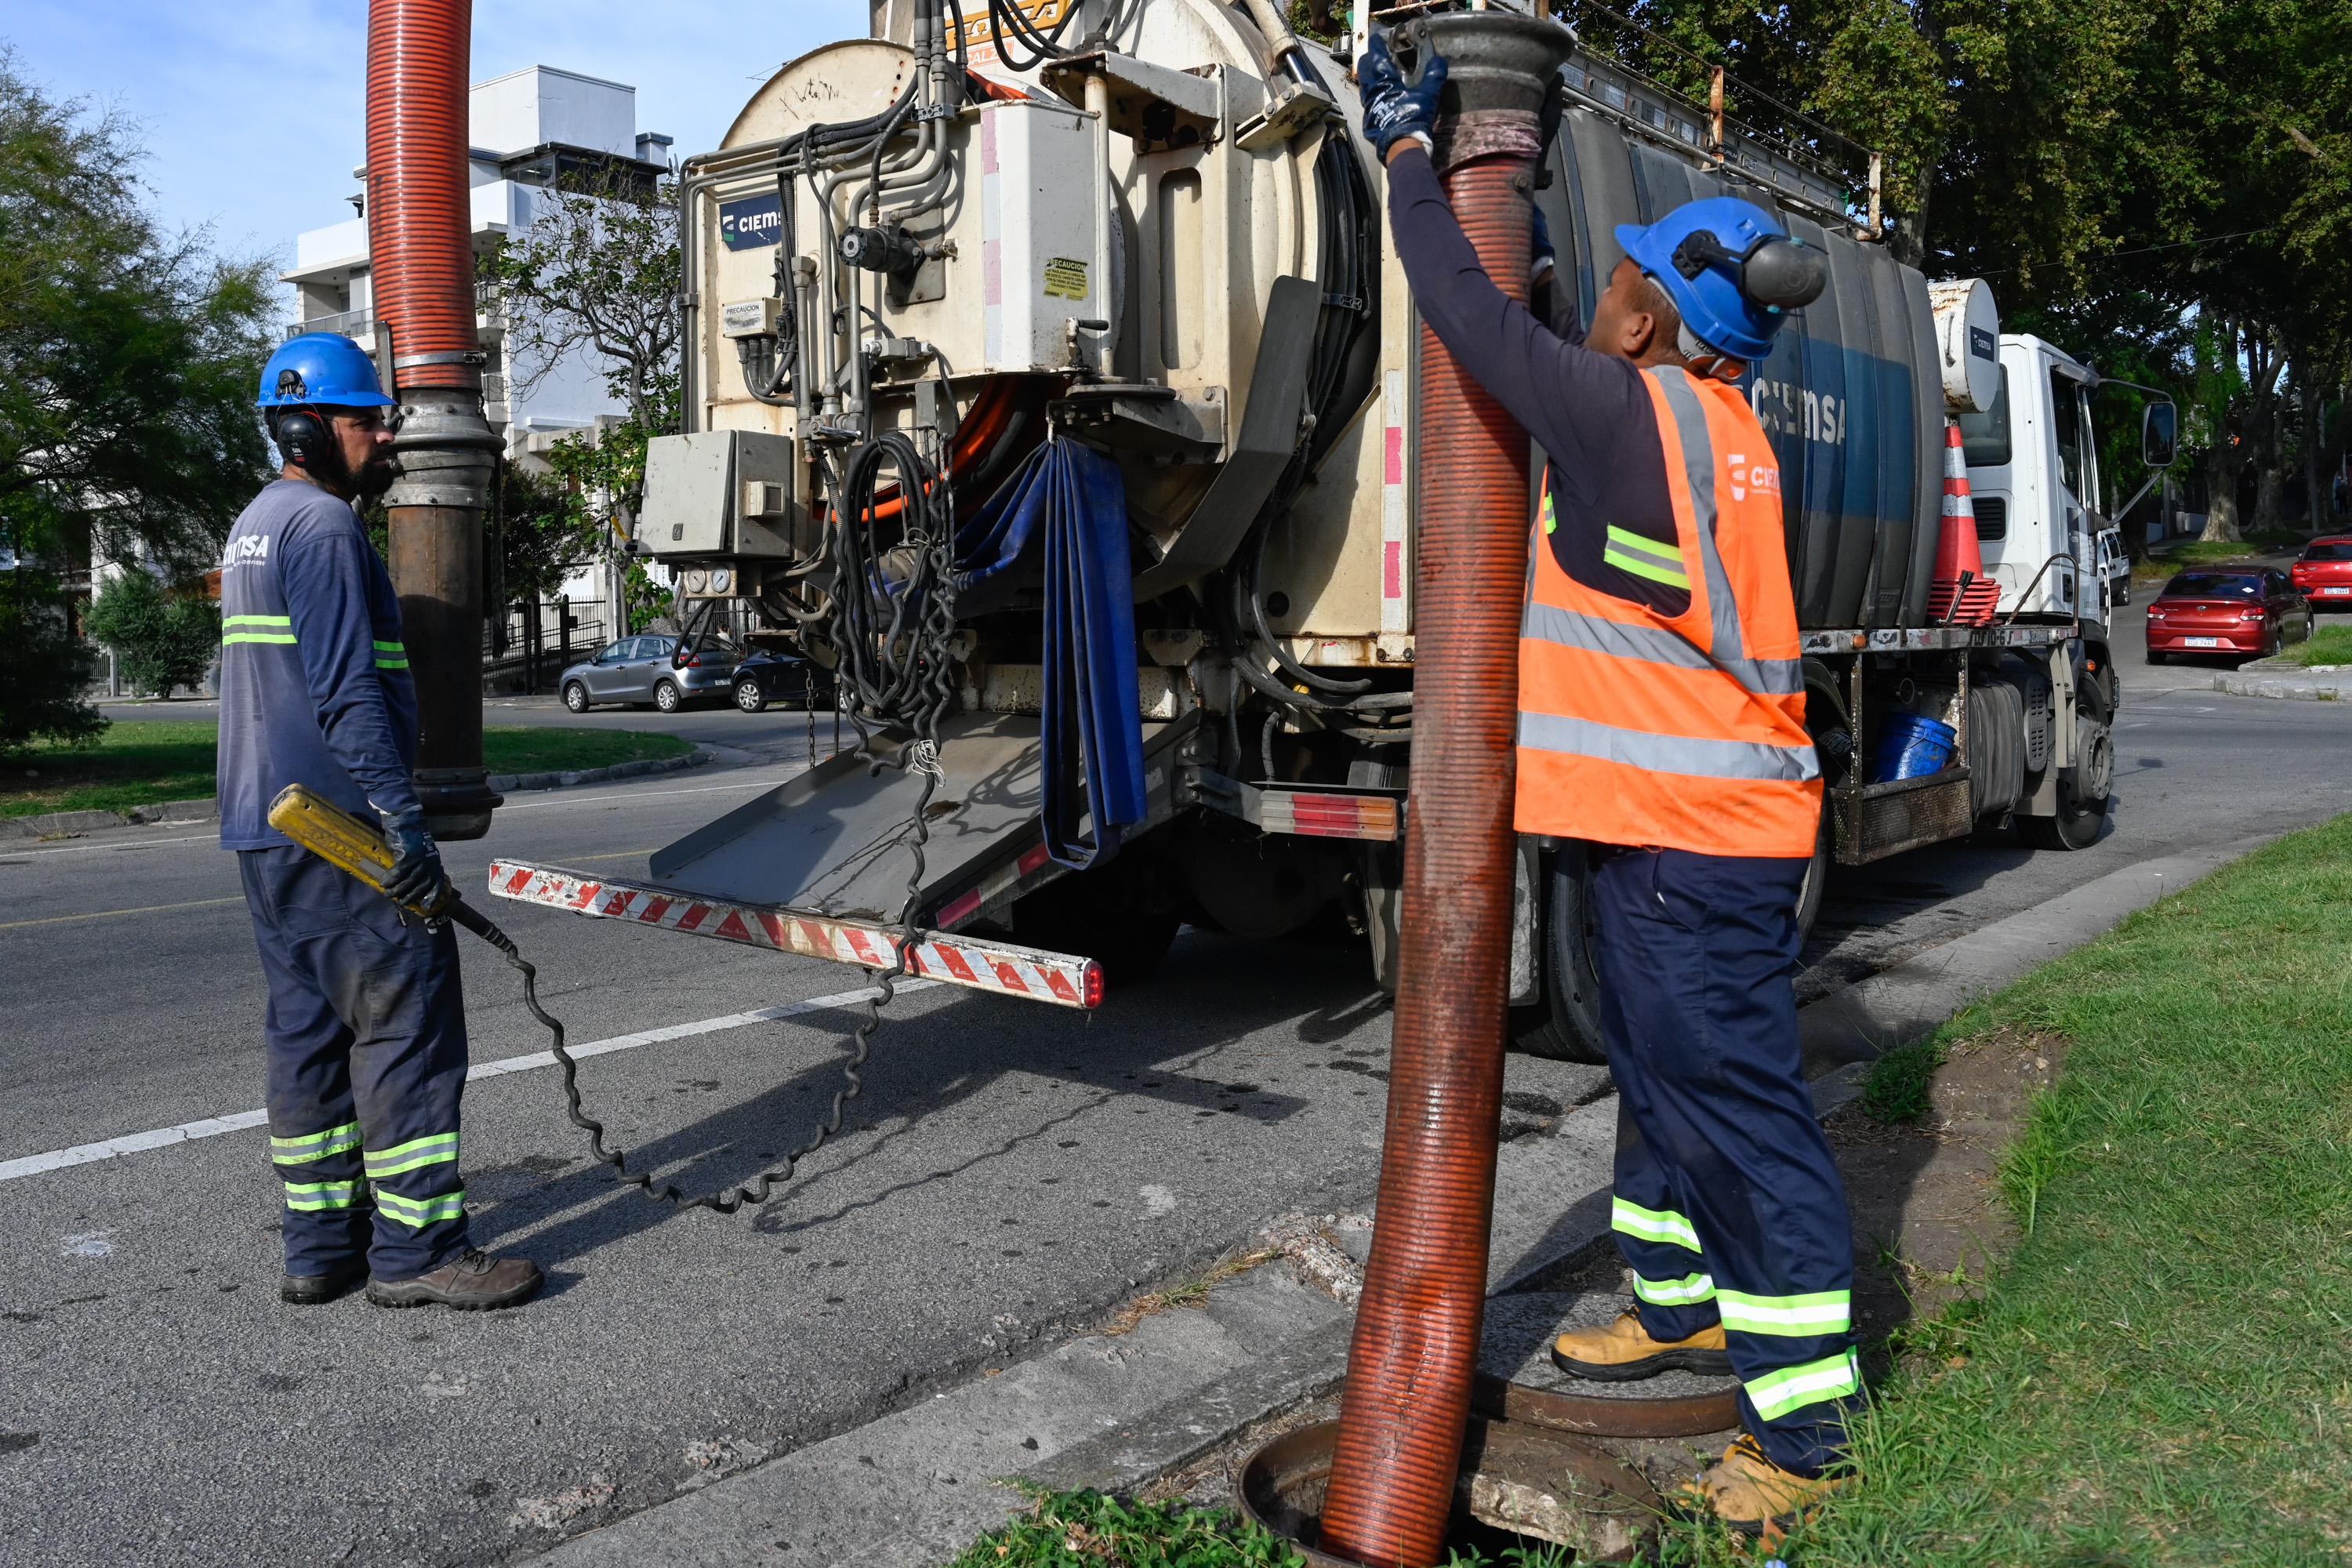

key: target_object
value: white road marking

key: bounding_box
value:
[0,980,938,1185]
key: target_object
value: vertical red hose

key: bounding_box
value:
[366,0,480,393]
[1318,154,1534,1568]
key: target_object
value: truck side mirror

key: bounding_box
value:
[2143,402,2177,469]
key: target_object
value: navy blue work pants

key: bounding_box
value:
[1589,844,1860,1477]
[238,846,472,1279]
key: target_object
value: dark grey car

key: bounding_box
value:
[559,636,738,714]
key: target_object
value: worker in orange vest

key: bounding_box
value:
[1364,35,1853,1537]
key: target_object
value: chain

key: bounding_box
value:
[447,437,960,1215]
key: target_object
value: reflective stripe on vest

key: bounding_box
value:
[1521,601,1801,697]
[1519,710,1820,784]
[1515,365,1820,855]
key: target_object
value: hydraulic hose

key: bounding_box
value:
[1317,15,1571,1561]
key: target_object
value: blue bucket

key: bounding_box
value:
[1869,711,1956,782]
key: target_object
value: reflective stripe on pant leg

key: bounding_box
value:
[1745,1348,1862,1422]
[375,1188,468,1229]
[282,1178,369,1211]
[1719,1289,1852,1336]
[1612,1196,1701,1252]
[1633,1269,1717,1306]
[271,1120,361,1163]
[363,1131,458,1180]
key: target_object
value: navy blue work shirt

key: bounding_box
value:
[216,478,422,850]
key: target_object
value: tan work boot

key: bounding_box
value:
[1672,1432,1853,1539]
[1552,1308,1731,1381]
[368,1248,544,1311]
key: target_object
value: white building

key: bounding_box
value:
[282,66,674,655]
[283,64,672,452]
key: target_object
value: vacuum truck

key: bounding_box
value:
[486,0,2178,1062]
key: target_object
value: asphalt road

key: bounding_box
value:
[12,624,2352,1567]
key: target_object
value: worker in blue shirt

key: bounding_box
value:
[222,334,541,1311]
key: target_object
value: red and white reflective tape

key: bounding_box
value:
[1258,789,1399,842]
[485,860,1102,1010]
[934,840,1054,931]
[1381,367,1409,634]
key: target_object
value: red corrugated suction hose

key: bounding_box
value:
[1316,152,1534,1568]
[366,0,480,393]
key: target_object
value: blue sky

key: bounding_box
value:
[7,1,866,280]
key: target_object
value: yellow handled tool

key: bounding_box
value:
[267,783,494,939]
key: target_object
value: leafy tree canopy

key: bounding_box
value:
[0,47,277,578]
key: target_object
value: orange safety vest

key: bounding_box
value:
[1515,365,1821,857]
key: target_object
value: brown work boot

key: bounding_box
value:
[367,1248,544,1311]
[1671,1432,1854,1540]
[1552,1308,1731,1381]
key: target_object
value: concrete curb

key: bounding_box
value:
[524,836,2269,1566]
[0,749,714,840]
[486,745,715,795]
[2212,669,2350,702]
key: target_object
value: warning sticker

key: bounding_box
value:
[1042,256,1089,300]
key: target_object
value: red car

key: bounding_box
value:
[2291,535,2352,608]
[2145,568,2312,662]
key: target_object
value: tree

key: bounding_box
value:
[0,561,104,753]
[480,166,684,634]
[85,568,221,699]
[480,170,682,434]
[0,49,276,580]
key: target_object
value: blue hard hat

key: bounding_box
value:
[1615,197,1823,363]
[256,332,395,409]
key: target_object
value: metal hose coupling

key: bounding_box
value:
[1316,13,1574,1566]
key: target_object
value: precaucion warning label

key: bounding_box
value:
[1042,256,1089,300]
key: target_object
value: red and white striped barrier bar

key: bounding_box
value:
[933,840,1055,931]
[485,860,1102,1010]
[1258,789,1400,842]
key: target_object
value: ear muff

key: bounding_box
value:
[272,407,328,469]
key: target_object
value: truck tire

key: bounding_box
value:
[1510,847,1607,1065]
[2022,695,2113,850]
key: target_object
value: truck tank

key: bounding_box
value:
[499,0,2051,1026]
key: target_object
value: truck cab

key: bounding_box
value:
[1959,336,2112,628]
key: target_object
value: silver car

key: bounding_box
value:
[559,635,739,713]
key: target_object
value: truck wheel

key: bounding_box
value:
[1793,800,1832,941]
[1011,868,1180,989]
[2023,707,2113,851]
[1510,846,1607,1065]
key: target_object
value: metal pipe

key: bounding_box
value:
[1315,16,1573,1564]
[366,0,502,840]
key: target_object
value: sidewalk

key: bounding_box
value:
[0,746,720,840]
[523,837,2267,1566]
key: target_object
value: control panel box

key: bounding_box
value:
[638,430,808,559]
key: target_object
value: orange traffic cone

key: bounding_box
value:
[1929,421,2000,625]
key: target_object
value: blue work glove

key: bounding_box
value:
[1530,204,1557,283]
[1359,32,1448,160]
[377,804,447,911]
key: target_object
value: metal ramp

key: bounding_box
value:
[483,711,1200,1007]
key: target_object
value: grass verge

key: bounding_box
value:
[1,721,691,820]
[2259,623,2352,667]
[949,1486,1580,1567]
[2133,535,2299,581]
[1776,812,2352,1566]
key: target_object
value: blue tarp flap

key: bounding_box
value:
[949,438,1145,867]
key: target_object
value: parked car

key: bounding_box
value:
[2290,534,2352,608]
[2144,568,2312,663]
[2097,527,2131,608]
[728,649,840,713]
[559,635,739,713]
